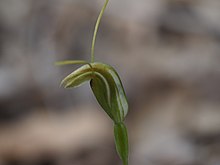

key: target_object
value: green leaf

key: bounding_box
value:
[114,122,129,165]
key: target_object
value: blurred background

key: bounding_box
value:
[0,0,220,164]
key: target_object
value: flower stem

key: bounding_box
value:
[91,0,109,63]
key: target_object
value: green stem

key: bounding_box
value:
[91,0,109,63]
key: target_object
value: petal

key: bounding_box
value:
[61,64,93,88]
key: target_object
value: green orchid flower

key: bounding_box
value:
[56,0,129,164]
[56,60,129,164]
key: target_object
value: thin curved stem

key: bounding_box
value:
[91,0,109,63]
